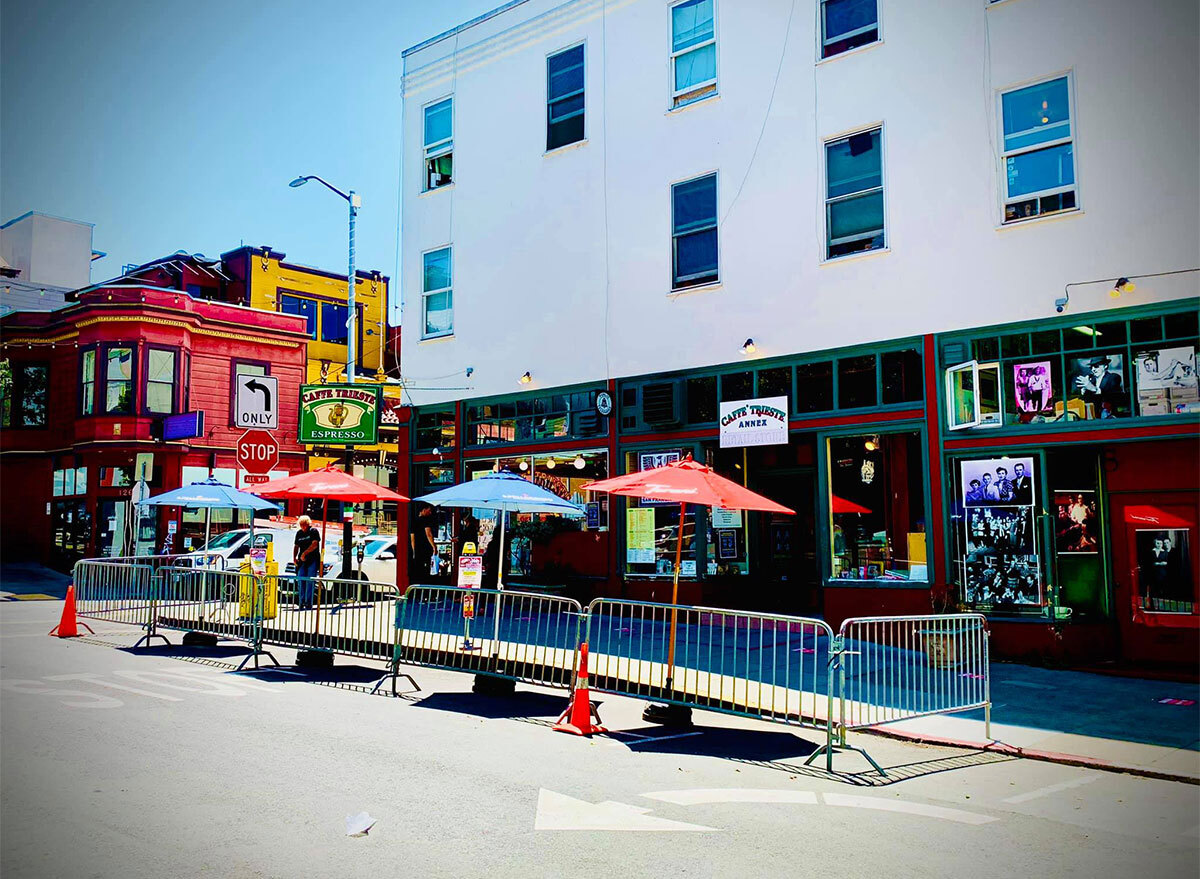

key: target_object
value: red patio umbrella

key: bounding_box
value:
[831,495,871,515]
[585,455,793,675]
[252,466,409,619]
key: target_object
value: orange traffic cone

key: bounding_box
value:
[49,585,94,638]
[554,641,605,736]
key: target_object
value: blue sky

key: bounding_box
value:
[1,0,495,319]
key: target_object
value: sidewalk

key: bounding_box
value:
[0,562,70,600]
[872,662,1200,782]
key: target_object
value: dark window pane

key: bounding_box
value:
[720,372,753,403]
[838,355,877,409]
[1092,321,1127,346]
[796,361,833,412]
[686,376,717,423]
[547,45,584,100]
[881,348,923,405]
[321,302,350,345]
[673,228,718,287]
[547,114,585,151]
[280,294,317,339]
[1000,334,1031,359]
[1129,316,1162,343]
[19,364,48,427]
[1063,325,1096,351]
[672,175,717,233]
[1030,329,1060,354]
[973,338,999,362]
[1164,310,1200,340]
[757,366,792,403]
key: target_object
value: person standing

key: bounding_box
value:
[1010,462,1032,505]
[293,515,320,610]
[410,504,438,583]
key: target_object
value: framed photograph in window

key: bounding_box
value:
[1012,361,1054,415]
[1054,491,1099,554]
[1067,353,1127,419]
[960,456,1035,507]
[1136,529,1194,612]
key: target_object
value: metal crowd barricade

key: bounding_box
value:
[72,560,158,629]
[396,586,583,689]
[260,575,401,663]
[584,598,837,761]
[829,613,991,772]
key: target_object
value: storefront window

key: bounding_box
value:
[686,376,717,423]
[757,366,792,403]
[944,307,1199,429]
[950,454,1042,614]
[52,466,86,497]
[466,390,606,446]
[720,371,753,403]
[796,361,834,413]
[1046,448,1107,618]
[837,355,876,409]
[414,408,456,450]
[1136,529,1195,614]
[828,431,927,581]
[705,446,750,577]
[624,449,697,577]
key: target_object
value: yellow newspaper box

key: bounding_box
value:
[238,540,279,620]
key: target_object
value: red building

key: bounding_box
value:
[0,283,309,569]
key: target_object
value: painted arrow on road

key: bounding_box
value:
[534,789,717,832]
[643,789,998,825]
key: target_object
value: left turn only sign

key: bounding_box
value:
[235,374,279,429]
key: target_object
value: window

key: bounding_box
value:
[422,247,453,338]
[670,0,717,108]
[53,465,87,497]
[145,348,176,414]
[821,0,878,59]
[720,371,753,402]
[796,361,834,413]
[423,98,453,190]
[80,349,96,415]
[838,355,877,409]
[828,432,927,581]
[881,348,923,405]
[414,408,456,450]
[235,362,268,379]
[105,347,133,414]
[672,173,718,289]
[279,293,318,339]
[321,302,350,345]
[825,128,884,259]
[0,360,48,428]
[466,391,606,446]
[624,450,694,576]
[547,45,585,150]
[1000,75,1076,223]
[945,360,1002,430]
[757,367,792,403]
[686,376,717,423]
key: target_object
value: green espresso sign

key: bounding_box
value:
[298,384,381,445]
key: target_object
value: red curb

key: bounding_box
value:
[862,725,1200,785]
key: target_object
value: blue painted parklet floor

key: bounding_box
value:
[402,599,1199,752]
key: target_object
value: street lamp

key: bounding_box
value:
[289,174,362,383]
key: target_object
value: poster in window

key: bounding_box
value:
[1135,529,1194,612]
[718,529,738,559]
[1054,491,1099,554]
[960,457,1035,507]
[638,450,682,505]
[1012,361,1054,414]
[1067,353,1126,419]
[964,554,1041,606]
[626,507,656,564]
[1135,346,1198,416]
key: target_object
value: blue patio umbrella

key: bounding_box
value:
[415,470,585,590]
[140,477,280,556]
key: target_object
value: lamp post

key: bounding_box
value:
[289,174,361,383]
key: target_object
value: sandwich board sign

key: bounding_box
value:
[235,375,279,429]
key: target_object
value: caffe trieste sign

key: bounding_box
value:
[298,384,381,445]
[719,396,789,448]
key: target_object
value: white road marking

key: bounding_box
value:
[1003,774,1100,804]
[645,789,819,806]
[113,670,249,696]
[821,793,997,825]
[534,789,717,832]
[0,679,123,708]
[45,673,183,702]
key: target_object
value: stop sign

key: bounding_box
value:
[237,429,279,475]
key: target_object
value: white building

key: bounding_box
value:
[400,0,1198,405]
[0,211,104,314]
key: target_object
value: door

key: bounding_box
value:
[751,469,820,615]
[1109,492,1199,664]
[96,500,133,558]
[50,500,90,571]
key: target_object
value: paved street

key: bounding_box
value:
[2,601,1197,879]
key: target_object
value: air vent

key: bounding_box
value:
[574,410,600,436]
[941,341,969,368]
[642,381,682,427]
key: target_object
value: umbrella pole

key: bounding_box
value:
[666,502,685,688]
[492,508,506,654]
[200,507,211,628]
[316,498,327,638]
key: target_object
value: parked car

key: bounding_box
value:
[322,535,399,589]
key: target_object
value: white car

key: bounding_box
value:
[323,535,399,586]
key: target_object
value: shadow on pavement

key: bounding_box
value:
[119,643,254,661]
[410,690,567,720]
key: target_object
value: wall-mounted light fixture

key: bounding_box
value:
[740,338,756,355]
[519,371,532,384]
[864,436,879,452]
[1110,277,1136,299]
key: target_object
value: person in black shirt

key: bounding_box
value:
[293,516,321,609]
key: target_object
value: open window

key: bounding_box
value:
[423,98,453,191]
[945,360,1002,430]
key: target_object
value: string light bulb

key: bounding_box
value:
[546,458,556,470]
[518,460,529,471]
[574,456,586,470]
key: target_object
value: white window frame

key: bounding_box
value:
[421,246,453,340]
[945,360,1003,431]
[546,41,586,152]
[823,125,886,260]
[998,72,1078,224]
[669,0,718,109]
[820,0,881,60]
[422,96,454,192]
[670,171,720,290]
